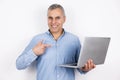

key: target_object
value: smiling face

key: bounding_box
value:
[47,8,66,34]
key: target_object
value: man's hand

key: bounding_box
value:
[32,40,51,56]
[80,59,96,72]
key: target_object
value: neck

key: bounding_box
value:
[50,29,64,40]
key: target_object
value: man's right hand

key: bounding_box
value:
[32,40,51,56]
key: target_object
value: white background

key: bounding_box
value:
[0,0,120,80]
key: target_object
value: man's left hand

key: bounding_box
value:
[80,59,96,72]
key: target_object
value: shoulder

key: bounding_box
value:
[65,31,79,40]
[64,31,81,47]
[31,32,48,41]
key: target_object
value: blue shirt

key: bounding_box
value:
[16,29,84,80]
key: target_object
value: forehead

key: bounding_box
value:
[47,8,64,17]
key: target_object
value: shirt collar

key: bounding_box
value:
[46,28,66,40]
[46,28,66,36]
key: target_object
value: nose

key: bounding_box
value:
[52,19,56,24]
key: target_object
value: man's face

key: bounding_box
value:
[47,8,66,34]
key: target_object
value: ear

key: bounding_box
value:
[63,16,66,23]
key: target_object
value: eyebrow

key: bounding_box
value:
[48,16,61,19]
[48,16,53,19]
[56,16,60,19]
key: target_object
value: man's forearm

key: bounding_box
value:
[16,49,38,70]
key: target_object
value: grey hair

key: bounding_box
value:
[48,4,65,16]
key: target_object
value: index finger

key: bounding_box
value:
[44,44,51,48]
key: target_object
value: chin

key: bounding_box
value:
[51,31,58,33]
[52,30,59,33]
[50,29,58,33]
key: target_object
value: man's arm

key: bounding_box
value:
[16,38,51,70]
[16,49,38,70]
[16,37,38,70]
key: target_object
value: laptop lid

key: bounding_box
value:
[77,37,110,68]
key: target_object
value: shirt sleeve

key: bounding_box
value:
[16,37,38,70]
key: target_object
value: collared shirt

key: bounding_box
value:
[16,29,83,80]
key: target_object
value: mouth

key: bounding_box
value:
[51,25,58,28]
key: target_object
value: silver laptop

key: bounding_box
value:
[59,37,111,68]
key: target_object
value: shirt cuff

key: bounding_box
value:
[77,68,88,74]
[27,49,38,61]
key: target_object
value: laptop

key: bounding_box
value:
[59,37,111,68]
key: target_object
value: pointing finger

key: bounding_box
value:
[44,44,51,48]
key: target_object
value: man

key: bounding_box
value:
[16,4,95,80]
